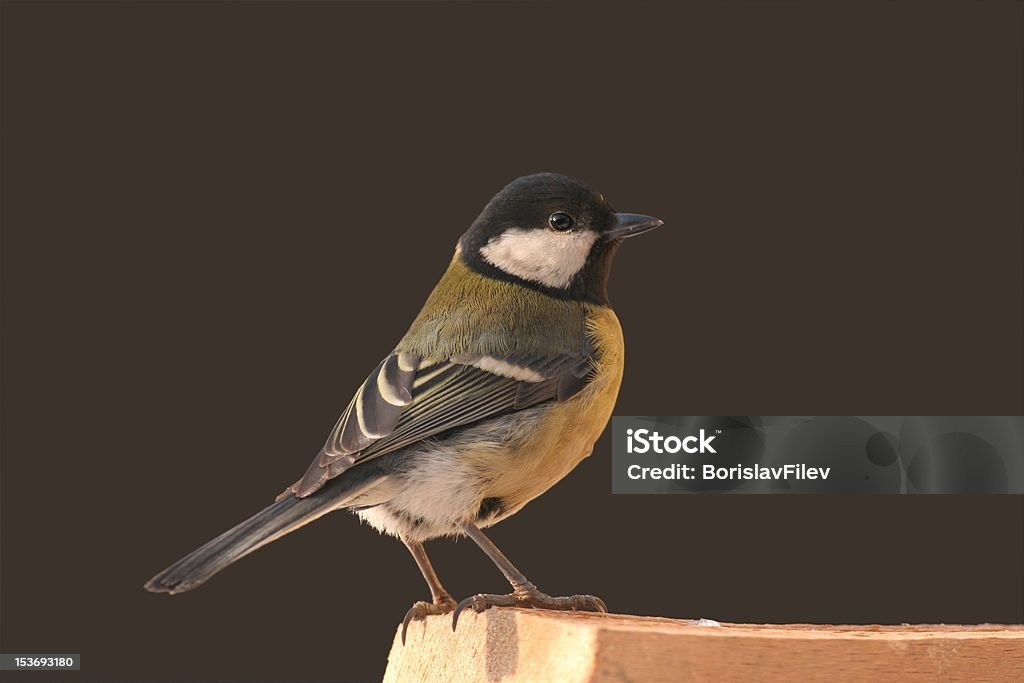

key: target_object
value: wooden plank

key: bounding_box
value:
[385,610,1024,682]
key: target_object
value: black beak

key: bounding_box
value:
[606,213,664,239]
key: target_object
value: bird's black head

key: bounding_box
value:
[459,173,662,305]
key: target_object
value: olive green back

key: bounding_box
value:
[396,255,589,362]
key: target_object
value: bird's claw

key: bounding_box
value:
[451,591,607,631]
[401,596,457,644]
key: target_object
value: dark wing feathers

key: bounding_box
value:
[289,347,593,498]
[326,352,420,455]
[557,355,596,401]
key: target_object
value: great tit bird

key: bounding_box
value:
[145,172,663,638]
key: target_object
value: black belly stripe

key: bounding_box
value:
[477,497,505,520]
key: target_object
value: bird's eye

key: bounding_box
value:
[548,212,574,232]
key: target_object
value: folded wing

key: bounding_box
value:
[288,348,593,498]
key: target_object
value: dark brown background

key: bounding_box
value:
[2,1,1022,682]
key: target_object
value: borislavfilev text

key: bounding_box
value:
[608,416,840,494]
[624,427,830,482]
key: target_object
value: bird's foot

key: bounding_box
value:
[401,595,457,644]
[452,588,607,630]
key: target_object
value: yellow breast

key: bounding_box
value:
[486,305,625,510]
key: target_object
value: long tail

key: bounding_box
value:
[144,476,376,595]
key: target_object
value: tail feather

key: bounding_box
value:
[145,476,376,594]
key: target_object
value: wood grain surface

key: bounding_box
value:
[385,610,1024,682]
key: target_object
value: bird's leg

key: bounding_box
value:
[400,536,457,643]
[452,522,607,630]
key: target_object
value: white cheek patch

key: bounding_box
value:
[479,228,599,289]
